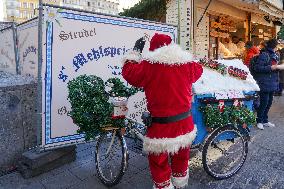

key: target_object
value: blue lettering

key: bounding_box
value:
[87,53,93,61]
[99,46,104,57]
[110,47,116,57]
[91,48,100,61]
[117,48,122,55]
[104,47,111,56]
[71,45,131,72]
[73,53,88,72]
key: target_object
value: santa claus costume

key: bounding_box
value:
[122,33,203,189]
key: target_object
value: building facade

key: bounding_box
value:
[18,0,39,23]
[84,0,119,15]
[3,0,20,22]
[60,0,86,10]
[2,0,119,23]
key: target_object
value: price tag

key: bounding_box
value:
[214,92,228,99]
[215,90,244,99]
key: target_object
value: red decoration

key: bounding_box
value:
[218,100,225,112]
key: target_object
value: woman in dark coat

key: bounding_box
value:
[253,39,279,130]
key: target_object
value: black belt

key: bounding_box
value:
[152,110,192,124]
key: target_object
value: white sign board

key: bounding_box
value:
[17,18,38,78]
[0,27,16,74]
[41,6,177,149]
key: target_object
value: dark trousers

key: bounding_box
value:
[256,91,274,123]
[280,83,284,92]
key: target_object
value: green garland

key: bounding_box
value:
[105,78,139,97]
[67,75,139,140]
[200,104,256,129]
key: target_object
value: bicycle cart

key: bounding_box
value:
[95,90,258,187]
[93,59,260,187]
[67,59,259,187]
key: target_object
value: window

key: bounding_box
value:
[22,11,27,18]
[87,1,90,6]
[30,3,34,9]
[22,2,28,8]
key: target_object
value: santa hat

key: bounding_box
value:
[149,33,172,51]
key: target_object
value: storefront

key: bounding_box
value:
[208,14,246,59]
[193,0,284,60]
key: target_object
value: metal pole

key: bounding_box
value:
[12,23,20,74]
[177,0,181,44]
[36,0,43,152]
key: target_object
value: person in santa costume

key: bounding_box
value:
[122,33,203,189]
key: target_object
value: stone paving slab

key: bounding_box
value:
[40,170,81,189]
[0,96,284,189]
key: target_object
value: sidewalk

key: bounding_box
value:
[0,96,284,189]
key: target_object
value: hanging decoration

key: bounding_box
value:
[199,58,227,75]
[199,58,249,80]
[210,16,236,38]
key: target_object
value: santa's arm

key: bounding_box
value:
[122,52,148,88]
[189,62,203,83]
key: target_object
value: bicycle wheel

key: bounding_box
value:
[202,125,248,180]
[95,130,128,186]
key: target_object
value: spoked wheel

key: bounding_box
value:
[95,130,128,187]
[202,125,248,180]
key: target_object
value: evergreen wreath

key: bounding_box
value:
[200,104,256,129]
[67,75,139,140]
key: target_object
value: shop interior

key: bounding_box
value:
[208,13,277,60]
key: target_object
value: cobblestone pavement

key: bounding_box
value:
[0,96,284,189]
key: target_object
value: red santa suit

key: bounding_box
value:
[122,33,203,189]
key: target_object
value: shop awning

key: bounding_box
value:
[259,0,284,23]
[218,0,284,22]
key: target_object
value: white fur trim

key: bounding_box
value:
[172,169,189,188]
[143,126,197,155]
[121,50,141,65]
[143,44,194,66]
[153,181,174,189]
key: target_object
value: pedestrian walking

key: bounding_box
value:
[252,38,280,130]
[122,33,203,189]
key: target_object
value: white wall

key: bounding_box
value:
[166,0,193,51]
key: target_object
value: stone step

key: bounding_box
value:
[18,146,76,179]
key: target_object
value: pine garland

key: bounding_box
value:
[67,75,139,140]
[200,104,256,129]
[105,78,140,97]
